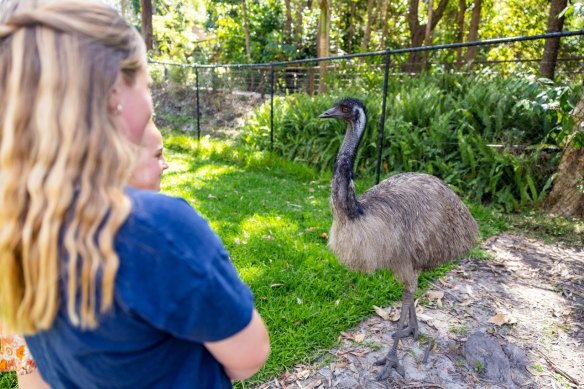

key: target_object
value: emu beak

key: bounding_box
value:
[319,107,341,119]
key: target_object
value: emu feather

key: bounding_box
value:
[320,98,478,379]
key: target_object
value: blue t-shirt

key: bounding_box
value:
[25,189,254,388]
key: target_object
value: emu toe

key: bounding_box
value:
[391,323,419,340]
[391,294,419,340]
[374,350,405,379]
[391,310,419,340]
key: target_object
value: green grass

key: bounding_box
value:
[0,132,580,388]
[162,134,409,384]
[0,373,16,389]
[160,133,508,385]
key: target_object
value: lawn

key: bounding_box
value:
[159,133,503,385]
[3,131,579,388]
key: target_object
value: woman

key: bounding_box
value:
[0,117,170,389]
[129,118,169,192]
[0,1,270,388]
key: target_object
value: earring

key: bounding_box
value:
[115,104,124,114]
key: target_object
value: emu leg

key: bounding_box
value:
[374,290,413,379]
[391,287,419,340]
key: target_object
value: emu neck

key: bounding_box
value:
[332,120,364,220]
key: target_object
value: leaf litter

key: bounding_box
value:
[253,234,584,388]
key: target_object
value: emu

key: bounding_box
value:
[320,98,478,379]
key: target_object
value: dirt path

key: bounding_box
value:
[255,234,584,389]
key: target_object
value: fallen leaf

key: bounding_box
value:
[340,332,354,340]
[388,310,400,322]
[488,312,517,326]
[306,227,319,231]
[297,369,310,379]
[417,312,434,324]
[373,305,391,321]
[306,380,322,389]
[427,290,445,300]
[320,233,328,239]
[354,333,365,343]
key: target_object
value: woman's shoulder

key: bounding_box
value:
[126,187,190,214]
[123,188,217,244]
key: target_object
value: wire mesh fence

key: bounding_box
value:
[149,30,584,181]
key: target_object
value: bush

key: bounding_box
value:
[239,71,581,212]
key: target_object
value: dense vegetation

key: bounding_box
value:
[109,0,584,67]
[240,71,581,212]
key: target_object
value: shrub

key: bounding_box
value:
[239,71,581,211]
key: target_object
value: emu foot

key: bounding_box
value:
[374,350,405,380]
[391,323,419,340]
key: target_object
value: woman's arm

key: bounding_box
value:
[204,309,270,381]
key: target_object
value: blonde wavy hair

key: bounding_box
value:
[0,0,146,333]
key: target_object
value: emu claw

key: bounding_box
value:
[375,353,405,380]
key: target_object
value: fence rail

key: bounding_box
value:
[149,30,584,183]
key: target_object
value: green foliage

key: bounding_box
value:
[0,372,16,389]
[240,71,581,212]
[138,0,210,63]
[205,0,288,63]
[128,0,583,71]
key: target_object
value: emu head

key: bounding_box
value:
[319,98,366,122]
[319,98,368,147]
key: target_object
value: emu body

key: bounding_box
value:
[320,98,478,379]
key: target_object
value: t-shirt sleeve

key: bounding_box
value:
[116,195,254,343]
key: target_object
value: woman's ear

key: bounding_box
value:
[108,74,124,115]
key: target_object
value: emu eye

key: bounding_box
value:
[341,107,350,113]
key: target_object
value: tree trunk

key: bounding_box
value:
[406,0,449,71]
[317,0,330,94]
[140,0,153,50]
[294,0,304,46]
[380,0,390,49]
[545,96,584,218]
[347,0,356,53]
[285,0,293,45]
[456,0,466,69]
[121,0,128,20]
[423,0,435,66]
[465,0,481,63]
[539,0,568,80]
[242,0,252,61]
[360,0,376,52]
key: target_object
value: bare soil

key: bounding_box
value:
[255,234,584,389]
[152,86,266,138]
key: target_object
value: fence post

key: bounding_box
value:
[270,65,275,151]
[376,53,391,185]
[195,65,201,141]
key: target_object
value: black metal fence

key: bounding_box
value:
[149,30,584,183]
